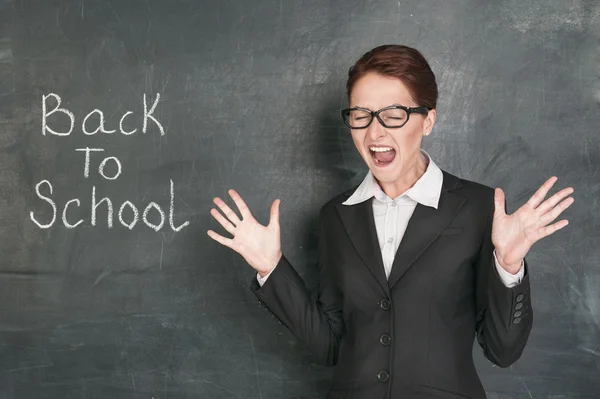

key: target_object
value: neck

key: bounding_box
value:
[378,152,428,199]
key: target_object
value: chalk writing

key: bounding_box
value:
[31,92,189,232]
[42,92,164,136]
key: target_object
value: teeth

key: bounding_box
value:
[369,146,394,152]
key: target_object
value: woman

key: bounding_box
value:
[207,45,574,399]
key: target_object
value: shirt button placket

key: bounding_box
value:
[385,201,396,247]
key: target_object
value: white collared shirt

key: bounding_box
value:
[257,149,524,287]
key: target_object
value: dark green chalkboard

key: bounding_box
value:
[0,0,598,398]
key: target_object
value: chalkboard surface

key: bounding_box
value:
[0,1,599,398]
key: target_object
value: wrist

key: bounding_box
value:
[258,270,270,279]
[498,255,523,274]
[258,251,282,278]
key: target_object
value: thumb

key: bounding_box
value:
[494,187,506,218]
[268,199,280,228]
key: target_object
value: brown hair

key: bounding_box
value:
[346,44,438,109]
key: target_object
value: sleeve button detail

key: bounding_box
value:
[516,294,524,302]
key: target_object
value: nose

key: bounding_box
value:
[367,116,386,140]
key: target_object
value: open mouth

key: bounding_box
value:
[369,146,396,167]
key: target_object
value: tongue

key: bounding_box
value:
[374,149,395,163]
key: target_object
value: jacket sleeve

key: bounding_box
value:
[248,206,345,366]
[475,195,534,367]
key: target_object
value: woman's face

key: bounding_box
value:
[348,72,436,194]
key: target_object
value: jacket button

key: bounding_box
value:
[514,317,522,324]
[513,310,522,318]
[379,299,391,310]
[379,333,392,346]
[377,370,390,382]
[515,302,523,310]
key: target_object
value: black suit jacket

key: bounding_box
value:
[250,169,533,399]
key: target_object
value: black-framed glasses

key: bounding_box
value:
[340,105,430,129]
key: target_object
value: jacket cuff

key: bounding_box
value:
[489,257,532,330]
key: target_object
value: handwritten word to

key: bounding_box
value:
[30,93,190,232]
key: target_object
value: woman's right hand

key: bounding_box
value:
[207,189,282,276]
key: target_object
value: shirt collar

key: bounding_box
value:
[341,148,443,209]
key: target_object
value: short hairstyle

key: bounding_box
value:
[346,44,438,109]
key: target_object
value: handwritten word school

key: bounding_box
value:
[30,93,190,232]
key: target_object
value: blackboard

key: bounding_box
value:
[0,0,598,398]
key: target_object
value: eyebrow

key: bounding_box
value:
[350,103,406,109]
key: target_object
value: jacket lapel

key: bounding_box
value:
[387,171,465,290]
[334,170,466,294]
[335,196,390,296]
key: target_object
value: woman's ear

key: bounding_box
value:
[423,108,436,135]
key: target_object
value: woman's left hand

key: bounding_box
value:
[492,176,575,274]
